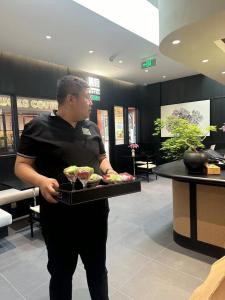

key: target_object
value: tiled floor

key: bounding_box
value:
[0,177,216,299]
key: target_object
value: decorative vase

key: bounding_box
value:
[131,149,135,157]
[183,151,208,174]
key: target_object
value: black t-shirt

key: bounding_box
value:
[18,112,108,226]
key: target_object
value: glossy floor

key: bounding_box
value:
[0,177,216,299]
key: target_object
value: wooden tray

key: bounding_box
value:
[58,180,141,205]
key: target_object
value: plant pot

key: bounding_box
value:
[183,151,208,174]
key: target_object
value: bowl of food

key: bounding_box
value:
[87,173,103,187]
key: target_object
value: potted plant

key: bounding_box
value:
[153,116,217,173]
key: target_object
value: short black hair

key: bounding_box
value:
[56,75,89,105]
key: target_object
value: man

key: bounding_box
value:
[15,75,117,300]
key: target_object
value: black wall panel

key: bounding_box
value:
[0,53,68,98]
[161,75,225,105]
[139,74,225,157]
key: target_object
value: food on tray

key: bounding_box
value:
[63,165,79,183]
[102,174,122,183]
[119,172,135,181]
[102,172,134,183]
[88,173,102,183]
[87,173,102,187]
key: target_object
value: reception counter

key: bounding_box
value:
[155,160,225,258]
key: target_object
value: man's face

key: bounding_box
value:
[71,88,93,121]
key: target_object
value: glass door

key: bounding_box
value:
[97,109,110,159]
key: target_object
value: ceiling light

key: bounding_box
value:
[201,59,209,63]
[46,35,52,39]
[222,71,225,74]
[162,75,166,79]
[144,69,149,72]
[118,60,123,64]
[172,40,181,45]
[89,50,94,54]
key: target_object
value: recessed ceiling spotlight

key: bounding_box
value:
[144,69,149,72]
[89,50,94,54]
[162,75,166,79]
[118,60,123,64]
[222,71,225,74]
[172,40,181,45]
[46,35,52,39]
[201,59,209,63]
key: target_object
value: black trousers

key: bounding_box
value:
[42,206,109,300]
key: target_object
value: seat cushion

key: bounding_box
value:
[135,160,152,164]
[137,164,156,169]
[0,209,12,227]
[30,205,40,213]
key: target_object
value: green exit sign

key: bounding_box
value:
[141,58,156,69]
[90,95,100,101]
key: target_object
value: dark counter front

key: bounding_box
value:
[155,161,225,258]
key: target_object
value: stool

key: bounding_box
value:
[29,205,40,238]
[136,163,157,181]
[0,208,12,238]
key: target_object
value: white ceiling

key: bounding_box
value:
[160,10,225,86]
[0,0,196,85]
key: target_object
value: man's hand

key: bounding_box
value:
[15,156,59,204]
[38,178,59,204]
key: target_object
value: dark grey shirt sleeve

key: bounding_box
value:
[17,121,38,159]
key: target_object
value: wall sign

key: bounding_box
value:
[17,98,58,111]
[88,77,100,101]
[0,95,11,108]
[0,96,58,111]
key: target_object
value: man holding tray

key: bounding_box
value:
[15,75,117,300]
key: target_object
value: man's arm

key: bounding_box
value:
[15,156,59,203]
[99,154,117,175]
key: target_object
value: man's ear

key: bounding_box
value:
[66,94,77,104]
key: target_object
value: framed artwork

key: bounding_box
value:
[160,100,210,137]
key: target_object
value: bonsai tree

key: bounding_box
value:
[153,116,216,160]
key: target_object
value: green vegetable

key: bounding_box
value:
[63,165,79,175]
[78,166,94,174]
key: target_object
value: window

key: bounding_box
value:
[114,106,124,145]
[0,95,14,154]
[97,110,110,158]
[17,97,58,135]
[128,107,137,143]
